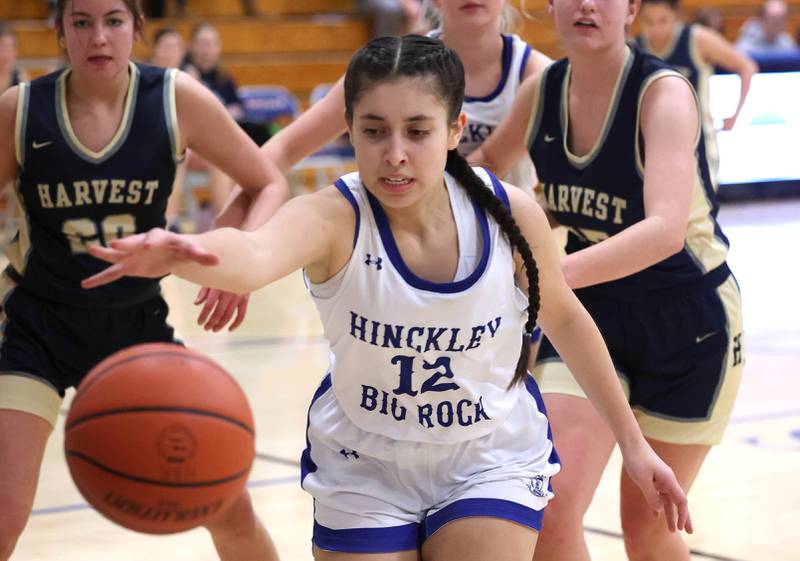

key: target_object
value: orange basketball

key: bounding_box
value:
[64,343,255,534]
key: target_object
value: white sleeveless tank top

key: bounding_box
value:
[428,30,538,194]
[305,168,530,443]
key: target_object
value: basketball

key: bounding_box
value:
[64,343,255,534]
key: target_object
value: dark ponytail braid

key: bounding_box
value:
[344,34,541,387]
[445,149,540,387]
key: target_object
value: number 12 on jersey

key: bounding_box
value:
[391,355,461,396]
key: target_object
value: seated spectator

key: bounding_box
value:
[184,22,244,119]
[0,23,25,93]
[150,27,191,71]
[737,0,797,54]
[358,0,421,38]
[149,28,195,228]
[694,7,725,36]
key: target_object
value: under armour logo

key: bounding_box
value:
[365,254,383,270]
[339,448,360,460]
[526,475,548,498]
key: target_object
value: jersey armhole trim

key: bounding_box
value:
[163,68,185,164]
[485,168,511,211]
[14,83,29,168]
[519,44,533,83]
[635,70,699,179]
[525,64,550,154]
[334,178,361,249]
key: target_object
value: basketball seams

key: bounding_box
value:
[66,450,251,488]
[65,406,255,434]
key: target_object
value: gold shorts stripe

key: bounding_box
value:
[534,276,743,446]
[0,374,62,428]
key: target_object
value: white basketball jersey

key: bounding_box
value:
[428,30,538,194]
[306,169,530,444]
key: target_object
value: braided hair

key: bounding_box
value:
[344,35,540,387]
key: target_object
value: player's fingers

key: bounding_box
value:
[86,243,128,263]
[195,286,210,305]
[208,294,238,332]
[662,495,677,532]
[682,507,694,534]
[229,296,249,331]
[108,232,148,251]
[197,289,220,325]
[81,263,128,289]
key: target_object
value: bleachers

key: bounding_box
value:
[6,0,800,98]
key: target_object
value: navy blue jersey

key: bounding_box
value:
[636,25,719,187]
[636,24,706,92]
[8,62,182,308]
[527,47,729,299]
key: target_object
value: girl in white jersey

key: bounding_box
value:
[84,35,691,559]
[261,0,550,195]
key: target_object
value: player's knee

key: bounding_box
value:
[620,506,662,557]
[204,490,256,538]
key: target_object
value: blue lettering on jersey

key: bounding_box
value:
[351,310,505,430]
[349,311,502,353]
[460,123,495,145]
[360,384,492,429]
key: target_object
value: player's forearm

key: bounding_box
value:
[562,216,683,289]
[215,177,289,233]
[173,228,270,294]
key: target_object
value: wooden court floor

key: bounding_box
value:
[12,199,800,561]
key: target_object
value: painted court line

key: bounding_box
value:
[31,475,297,517]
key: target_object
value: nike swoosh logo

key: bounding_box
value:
[695,332,717,343]
[32,140,54,149]
[544,134,556,143]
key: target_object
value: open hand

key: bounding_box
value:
[195,287,250,332]
[81,228,219,289]
[623,443,693,534]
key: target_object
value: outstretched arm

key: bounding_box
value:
[695,26,757,130]
[506,184,692,533]
[83,186,354,296]
[561,76,697,289]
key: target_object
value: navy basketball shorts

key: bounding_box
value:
[300,374,561,554]
[534,273,743,445]
[0,276,178,427]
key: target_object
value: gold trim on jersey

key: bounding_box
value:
[561,47,634,169]
[688,26,720,190]
[57,61,139,162]
[634,69,700,178]
[164,68,185,163]
[14,82,28,167]
[634,69,728,274]
[4,179,32,275]
[524,63,551,153]
[684,172,728,273]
